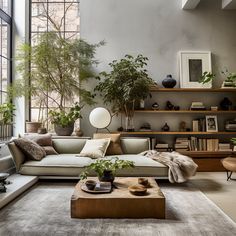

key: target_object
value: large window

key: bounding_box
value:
[30,0,80,128]
[0,0,12,140]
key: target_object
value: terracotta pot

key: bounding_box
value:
[25,122,42,133]
[54,123,74,136]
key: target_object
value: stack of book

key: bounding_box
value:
[155,143,169,152]
[218,143,232,152]
[206,139,219,151]
[174,138,189,151]
[192,118,206,132]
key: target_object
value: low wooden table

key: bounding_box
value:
[71,177,165,218]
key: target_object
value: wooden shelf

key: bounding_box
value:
[177,151,236,157]
[135,109,236,114]
[119,131,236,135]
[149,87,236,92]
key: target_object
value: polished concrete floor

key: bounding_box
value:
[190,172,236,222]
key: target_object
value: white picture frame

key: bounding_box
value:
[179,51,212,88]
[206,115,218,132]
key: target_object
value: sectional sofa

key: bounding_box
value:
[8,137,168,178]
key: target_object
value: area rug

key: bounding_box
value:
[0,181,235,236]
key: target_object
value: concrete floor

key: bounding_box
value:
[190,172,236,222]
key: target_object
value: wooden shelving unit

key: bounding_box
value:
[149,87,236,92]
[120,131,236,135]
[135,110,236,114]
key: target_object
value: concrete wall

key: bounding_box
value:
[80,0,236,138]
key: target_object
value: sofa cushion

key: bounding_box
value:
[77,138,111,159]
[121,138,150,154]
[93,133,123,155]
[19,154,168,177]
[13,138,46,161]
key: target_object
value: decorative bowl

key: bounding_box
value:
[138,177,149,187]
[128,184,147,196]
[85,180,97,190]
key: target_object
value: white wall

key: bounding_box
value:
[12,0,30,136]
[80,0,236,137]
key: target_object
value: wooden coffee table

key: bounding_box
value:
[71,177,165,218]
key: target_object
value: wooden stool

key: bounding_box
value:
[221,157,236,181]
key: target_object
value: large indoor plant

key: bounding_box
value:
[14,32,103,134]
[80,157,134,182]
[95,54,154,131]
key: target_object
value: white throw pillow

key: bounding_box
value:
[76,138,111,159]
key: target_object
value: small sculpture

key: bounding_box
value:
[139,123,151,131]
[162,123,170,131]
[75,128,83,137]
[179,121,187,132]
[152,102,159,110]
[220,97,233,110]
[166,101,174,110]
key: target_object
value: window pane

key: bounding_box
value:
[65,3,80,32]
[31,3,48,32]
[48,3,65,31]
[0,0,10,16]
[0,21,8,58]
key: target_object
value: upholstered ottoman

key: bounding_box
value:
[221,157,236,181]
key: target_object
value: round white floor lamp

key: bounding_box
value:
[89,107,111,132]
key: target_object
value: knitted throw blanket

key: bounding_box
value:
[140,150,198,183]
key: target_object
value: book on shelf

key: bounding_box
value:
[192,120,199,132]
[155,143,169,148]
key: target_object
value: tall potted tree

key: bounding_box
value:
[14,32,103,135]
[95,54,154,131]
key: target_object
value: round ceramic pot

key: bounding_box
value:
[162,75,176,88]
[25,122,42,133]
[54,123,74,136]
[99,170,115,183]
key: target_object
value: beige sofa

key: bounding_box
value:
[8,137,168,178]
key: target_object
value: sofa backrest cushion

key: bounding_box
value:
[52,138,90,154]
[121,138,150,154]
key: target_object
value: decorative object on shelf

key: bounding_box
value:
[162,74,176,88]
[225,119,236,132]
[206,115,218,132]
[179,51,212,88]
[174,106,180,110]
[89,107,111,132]
[75,128,83,137]
[49,103,82,136]
[211,106,218,111]
[0,173,10,193]
[179,121,187,132]
[80,157,134,183]
[37,127,47,134]
[95,54,155,132]
[25,121,42,133]
[138,177,150,187]
[152,102,159,110]
[162,123,170,131]
[220,97,232,111]
[117,126,124,132]
[139,99,145,110]
[166,101,175,110]
[139,122,152,131]
[221,69,236,88]
[190,102,206,110]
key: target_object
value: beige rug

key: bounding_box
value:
[0,181,235,236]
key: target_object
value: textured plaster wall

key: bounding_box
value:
[80,0,236,137]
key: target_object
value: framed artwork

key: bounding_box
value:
[179,51,212,88]
[206,115,218,132]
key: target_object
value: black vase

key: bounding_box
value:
[162,123,170,131]
[99,170,115,183]
[220,97,232,111]
[162,75,176,88]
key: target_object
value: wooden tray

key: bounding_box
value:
[81,182,112,194]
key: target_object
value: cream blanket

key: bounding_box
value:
[140,150,198,183]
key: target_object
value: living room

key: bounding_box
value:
[0,0,236,235]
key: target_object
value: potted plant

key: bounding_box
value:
[80,157,134,182]
[13,31,103,134]
[0,102,15,139]
[95,54,154,131]
[49,102,81,136]
[221,69,236,88]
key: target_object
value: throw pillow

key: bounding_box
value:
[23,134,58,155]
[13,138,46,161]
[24,134,53,146]
[93,133,123,155]
[76,138,111,159]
